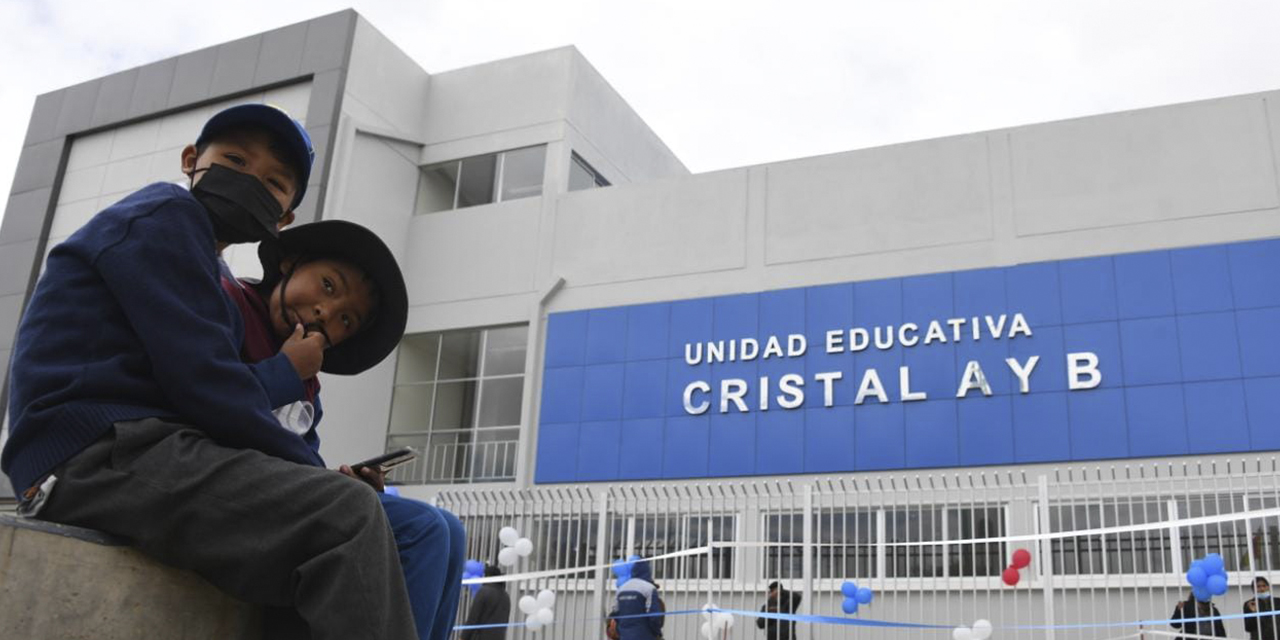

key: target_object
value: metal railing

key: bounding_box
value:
[437,457,1280,640]
[389,438,519,484]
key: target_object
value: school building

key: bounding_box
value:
[3,10,1280,639]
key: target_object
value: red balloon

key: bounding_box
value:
[1011,549,1032,569]
[1002,566,1021,586]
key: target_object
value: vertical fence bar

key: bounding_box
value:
[1038,474,1056,640]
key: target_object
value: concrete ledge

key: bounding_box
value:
[0,514,262,639]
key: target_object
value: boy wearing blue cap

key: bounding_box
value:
[2,104,418,639]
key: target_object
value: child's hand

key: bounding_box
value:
[281,323,325,379]
[339,464,386,492]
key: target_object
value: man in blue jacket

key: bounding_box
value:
[615,559,665,640]
[1,104,417,639]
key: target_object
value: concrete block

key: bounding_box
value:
[0,293,25,351]
[0,239,40,297]
[90,68,138,128]
[0,188,54,245]
[22,91,64,147]
[128,58,177,117]
[0,516,262,640]
[167,47,218,108]
[11,139,65,194]
[209,35,263,97]
[254,22,307,86]
[302,10,355,73]
[304,69,342,128]
[54,80,100,136]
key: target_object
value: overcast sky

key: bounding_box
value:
[4,0,1280,228]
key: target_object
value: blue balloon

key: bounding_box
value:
[1207,574,1229,596]
[468,583,480,596]
[841,598,859,614]
[1186,566,1208,588]
[1203,554,1225,575]
[856,587,873,605]
[465,559,485,576]
[841,581,858,598]
[1193,585,1212,602]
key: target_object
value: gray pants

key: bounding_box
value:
[38,418,418,640]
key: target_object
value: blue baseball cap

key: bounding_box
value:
[197,103,314,209]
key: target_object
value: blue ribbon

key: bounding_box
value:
[454,603,1280,632]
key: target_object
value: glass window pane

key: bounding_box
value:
[478,377,524,427]
[396,334,439,383]
[499,146,544,201]
[483,326,528,376]
[569,155,597,191]
[388,385,433,434]
[438,330,481,380]
[432,381,477,430]
[417,162,459,213]
[457,155,496,208]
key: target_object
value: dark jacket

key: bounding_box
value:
[2,183,322,494]
[756,587,802,640]
[1245,594,1280,640]
[1172,598,1226,640]
[615,560,663,640]
[461,567,510,640]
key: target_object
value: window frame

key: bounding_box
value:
[418,145,547,214]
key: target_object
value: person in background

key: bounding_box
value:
[1172,592,1227,640]
[1246,576,1279,640]
[615,559,663,640]
[461,564,511,640]
[756,582,802,640]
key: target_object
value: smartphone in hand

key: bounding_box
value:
[350,447,417,474]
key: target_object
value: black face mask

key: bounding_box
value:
[189,163,285,244]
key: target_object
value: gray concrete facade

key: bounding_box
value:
[3,9,1280,503]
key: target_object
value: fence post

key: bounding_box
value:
[802,483,814,629]
[593,490,610,621]
[1037,475,1056,640]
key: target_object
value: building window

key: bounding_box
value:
[417,146,546,213]
[625,515,735,580]
[765,510,879,580]
[884,506,1004,578]
[1050,498,1173,575]
[568,152,609,191]
[385,325,528,484]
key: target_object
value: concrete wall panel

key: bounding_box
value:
[1011,96,1279,236]
[765,134,994,265]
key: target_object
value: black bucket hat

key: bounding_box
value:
[258,220,408,375]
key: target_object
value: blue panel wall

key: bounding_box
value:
[535,238,1280,482]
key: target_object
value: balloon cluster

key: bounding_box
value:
[611,555,641,588]
[1186,553,1229,602]
[461,559,485,595]
[839,580,874,614]
[699,604,735,639]
[952,619,993,640]
[518,589,557,632]
[498,526,534,567]
[1001,549,1031,586]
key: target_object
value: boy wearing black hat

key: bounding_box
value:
[220,218,468,640]
[2,104,418,639]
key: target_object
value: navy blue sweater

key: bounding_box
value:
[2,183,324,493]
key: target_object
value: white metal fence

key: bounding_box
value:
[437,457,1280,640]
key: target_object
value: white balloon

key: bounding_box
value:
[701,622,713,639]
[702,603,716,620]
[499,526,520,546]
[515,538,535,557]
[498,547,519,566]
[536,608,555,625]
[536,589,556,609]
[716,609,737,629]
[525,617,543,632]
[519,595,539,615]
[972,620,993,640]
[953,627,973,640]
